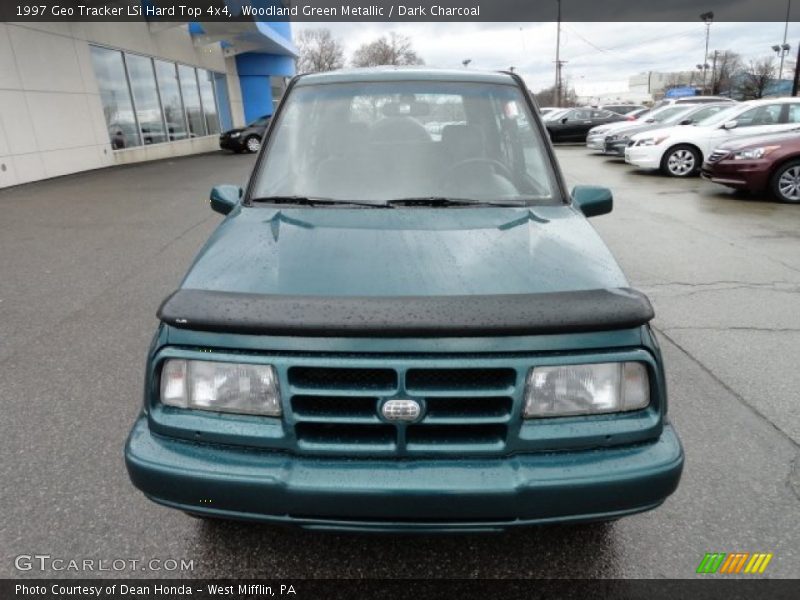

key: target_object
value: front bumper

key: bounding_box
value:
[219,136,245,151]
[604,140,629,157]
[625,145,663,169]
[125,416,683,532]
[700,160,770,193]
[586,135,607,151]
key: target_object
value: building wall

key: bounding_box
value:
[0,21,236,189]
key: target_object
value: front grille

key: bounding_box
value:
[707,149,729,164]
[288,365,518,456]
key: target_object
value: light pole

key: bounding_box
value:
[700,11,714,95]
[780,0,792,79]
[554,0,562,107]
[773,43,792,80]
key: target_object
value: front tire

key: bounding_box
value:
[770,160,800,203]
[661,145,701,177]
[244,135,261,153]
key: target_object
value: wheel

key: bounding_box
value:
[661,144,701,177]
[244,135,261,153]
[770,160,800,203]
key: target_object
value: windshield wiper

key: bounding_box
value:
[249,196,389,208]
[385,197,521,208]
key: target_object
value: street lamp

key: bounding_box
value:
[773,43,792,80]
[699,11,714,95]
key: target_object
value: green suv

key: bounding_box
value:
[125,68,683,531]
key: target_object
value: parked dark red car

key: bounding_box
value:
[701,130,800,203]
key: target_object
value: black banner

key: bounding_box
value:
[3,579,800,600]
[2,0,800,22]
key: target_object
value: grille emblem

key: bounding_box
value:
[381,399,421,422]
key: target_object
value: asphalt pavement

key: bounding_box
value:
[1,148,798,579]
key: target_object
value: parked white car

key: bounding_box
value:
[625,97,800,177]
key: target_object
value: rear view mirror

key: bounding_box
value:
[210,184,242,215]
[722,120,738,130]
[572,185,613,218]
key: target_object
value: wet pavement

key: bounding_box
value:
[1,148,798,579]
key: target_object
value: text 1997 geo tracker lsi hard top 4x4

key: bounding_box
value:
[124,68,683,532]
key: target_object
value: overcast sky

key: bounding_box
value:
[295,22,800,93]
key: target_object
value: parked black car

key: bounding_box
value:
[219,115,271,153]
[545,108,628,142]
[603,103,730,156]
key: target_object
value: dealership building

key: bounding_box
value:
[0,19,296,189]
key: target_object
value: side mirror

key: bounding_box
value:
[679,118,693,125]
[572,185,613,218]
[561,117,569,124]
[645,118,655,123]
[210,184,242,215]
[722,120,738,130]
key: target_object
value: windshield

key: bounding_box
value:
[251,80,557,205]
[654,106,695,123]
[248,116,270,127]
[695,105,741,127]
[543,109,569,121]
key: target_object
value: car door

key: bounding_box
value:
[704,103,787,154]
[730,103,793,138]
[564,109,593,140]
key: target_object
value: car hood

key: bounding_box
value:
[712,130,800,152]
[180,206,628,297]
[608,121,670,138]
[591,120,640,135]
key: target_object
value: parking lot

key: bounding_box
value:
[1,147,798,579]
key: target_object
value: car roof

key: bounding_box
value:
[295,66,517,87]
[736,96,800,106]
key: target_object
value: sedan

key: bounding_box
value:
[625,98,800,177]
[701,130,800,203]
[219,115,271,153]
[604,103,729,157]
[546,108,628,143]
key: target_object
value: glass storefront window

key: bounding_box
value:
[154,60,188,141]
[178,65,206,137]
[198,70,220,135]
[125,54,167,145]
[90,46,141,149]
[90,45,227,149]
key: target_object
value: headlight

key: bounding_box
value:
[523,362,649,418]
[229,132,241,138]
[637,136,668,146]
[732,145,779,160]
[160,359,281,416]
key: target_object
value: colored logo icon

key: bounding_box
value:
[697,553,773,574]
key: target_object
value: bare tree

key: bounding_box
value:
[710,50,742,95]
[534,85,578,108]
[351,33,424,68]
[296,28,344,73]
[738,57,776,100]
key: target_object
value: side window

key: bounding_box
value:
[736,105,782,127]
[573,109,590,120]
[592,110,612,119]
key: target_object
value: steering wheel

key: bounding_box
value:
[446,158,514,181]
